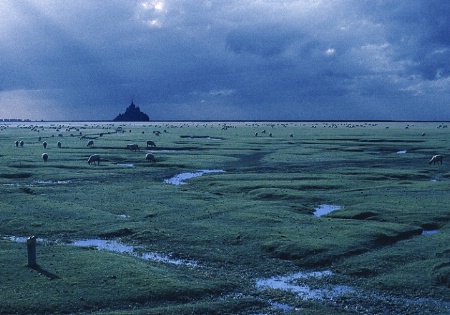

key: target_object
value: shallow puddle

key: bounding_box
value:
[270,301,295,312]
[3,180,83,188]
[164,169,225,185]
[33,180,72,185]
[145,149,188,153]
[431,176,447,182]
[314,204,342,217]
[256,270,354,301]
[7,236,46,243]
[5,236,197,267]
[422,230,439,236]
[116,163,134,167]
[396,150,407,154]
[72,239,198,266]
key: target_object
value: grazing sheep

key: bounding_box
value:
[146,140,156,148]
[87,140,94,147]
[127,143,139,151]
[88,154,100,165]
[42,153,48,162]
[145,153,156,162]
[255,132,258,137]
[57,141,62,148]
[15,141,19,147]
[20,140,24,147]
[42,141,47,149]
[429,155,443,165]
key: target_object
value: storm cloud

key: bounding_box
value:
[1,0,449,121]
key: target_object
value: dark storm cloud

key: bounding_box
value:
[1,0,450,120]
[225,25,298,57]
[364,0,450,81]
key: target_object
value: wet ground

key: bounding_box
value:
[6,234,450,314]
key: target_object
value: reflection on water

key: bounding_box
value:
[314,204,342,217]
[71,239,198,266]
[270,301,295,312]
[72,239,134,253]
[5,236,197,267]
[7,236,46,243]
[431,176,448,182]
[33,180,72,185]
[164,169,225,185]
[422,230,439,236]
[256,270,354,300]
[145,150,188,153]
[4,180,75,187]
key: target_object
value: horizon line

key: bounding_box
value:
[2,119,450,123]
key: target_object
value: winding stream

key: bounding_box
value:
[256,270,354,300]
[163,169,225,185]
[5,236,197,267]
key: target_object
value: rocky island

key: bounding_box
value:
[113,101,150,122]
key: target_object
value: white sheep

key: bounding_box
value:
[429,155,443,165]
[145,153,156,162]
[87,140,94,147]
[146,140,156,148]
[42,153,48,162]
[88,154,100,165]
[127,143,139,151]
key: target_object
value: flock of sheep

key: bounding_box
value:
[15,136,158,165]
[11,122,445,167]
[84,139,157,165]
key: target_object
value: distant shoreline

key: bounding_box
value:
[2,119,450,123]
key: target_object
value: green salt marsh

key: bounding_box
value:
[1,121,450,314]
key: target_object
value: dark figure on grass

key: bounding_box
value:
[88,154,100,165]
[429,155,443,165]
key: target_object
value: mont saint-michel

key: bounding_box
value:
[113,101,150,122]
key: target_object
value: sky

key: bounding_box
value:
[1,0,450,121]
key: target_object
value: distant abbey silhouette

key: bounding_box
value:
[113,100,150,122]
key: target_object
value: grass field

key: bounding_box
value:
[1,121,450,314]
